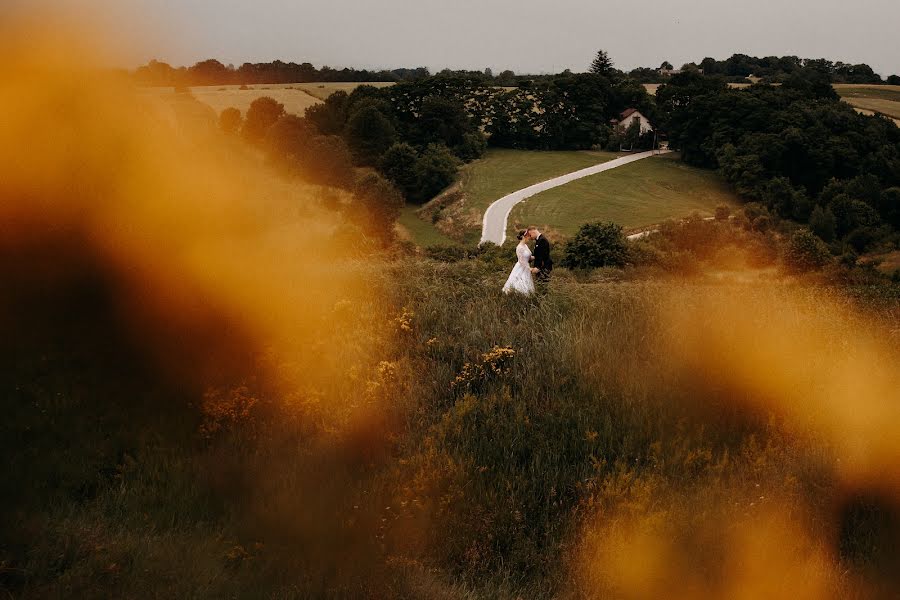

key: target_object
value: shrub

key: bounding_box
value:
[714,205,732,221]
[344,105,397,165]
[350,172,404,243]
[455,131,488,162]
[380,142,419,199]
[242,96,285,144]
[413,144,459,202]
[809,205,836,242]
[561,222,628,270]
[218,107,242,135]
[784,229,832,272]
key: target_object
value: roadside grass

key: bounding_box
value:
[398,204,455,247]
[509,152,740,239]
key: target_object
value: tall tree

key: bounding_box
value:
[589,50,615,77]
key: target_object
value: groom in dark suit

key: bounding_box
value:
[528,227,553,283]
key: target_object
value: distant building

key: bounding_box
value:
[611,108,654,135]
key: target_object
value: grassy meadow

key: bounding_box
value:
[509,152,739,239]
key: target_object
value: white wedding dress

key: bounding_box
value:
[502,242,536,296]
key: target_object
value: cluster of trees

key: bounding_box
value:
[133,59,528,88]
[219,96,403,241]
[660,71,900,255]
[303,79,488,202]
[626,54,896,85]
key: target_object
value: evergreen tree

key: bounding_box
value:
[589,50,614,77]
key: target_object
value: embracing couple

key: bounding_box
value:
[502,226,552,296]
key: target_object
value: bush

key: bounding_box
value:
[350,173,404,243]
[714,205,732,221]
[455,131,488,162]
[561,222,628,270]
[242,96,285,144]
[380,142,419,199]
[413,144,459,202]
[218,107,242,135]
[784,229,832,272]
[344,105,397,166]
[809,205,836,242]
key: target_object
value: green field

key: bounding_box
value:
[509,153,739,238]
[398,204,454,246]
[449,148,623,239]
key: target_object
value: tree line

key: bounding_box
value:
[627,54,897,85]
[133,58,524,87]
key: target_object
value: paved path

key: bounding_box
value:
[479,149,671,245]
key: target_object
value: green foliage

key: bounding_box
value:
[264,115,354,188]
[304,90,349,135]
[413,144,459,202]
[809,205,837,242]
[785,228,832,272]
[561,222,628,270]
[455,131,488,162]
[218,107,242,135]
[661,73,900,247]
[379,142,420,199]
[344,104,397,165]
[241,96,285,143]
[350,172,404,241]
[589,49,615,78]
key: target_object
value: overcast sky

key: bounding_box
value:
[32,0,900,76]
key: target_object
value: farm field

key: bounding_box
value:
[140,82,394,117]
[509,152,739,238]
[295,81,395,100]
[835,84,900,120]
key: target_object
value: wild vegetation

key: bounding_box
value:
[4,24,900,600]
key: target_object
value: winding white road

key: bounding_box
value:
[479,149,671,245]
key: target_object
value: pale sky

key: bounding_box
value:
[17,0,900,76]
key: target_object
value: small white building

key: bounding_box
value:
[612,108,654,135]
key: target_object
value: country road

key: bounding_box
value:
[479,149,671,246]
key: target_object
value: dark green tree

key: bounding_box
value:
[305,90,349,135]
[809,205,836,242]
[413,144,458,202]
[589,50,615,77]
[344,105,397,165]
[379,142,420,199]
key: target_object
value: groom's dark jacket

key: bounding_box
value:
[534,234,553,278]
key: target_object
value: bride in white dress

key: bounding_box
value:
[502,230,536,295]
